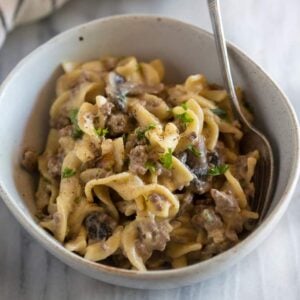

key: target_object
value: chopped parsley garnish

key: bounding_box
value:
[136,128,144,140]
[69,109,83,139]
[136,123,156,140]
[122,133,129,143]
[181,101,188,110]
[174,111,193,126]
[94,127,109,137]
[147,123,157,130]
[174,102,193,126]
[69,109,78,124]
[211,108,227,119]
[62,167,76,178]
[145,161,157,174]
[208,164,229,176]
[160,148,173,169]
[187,144,202,158]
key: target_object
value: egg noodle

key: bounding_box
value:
[31,56,259,271]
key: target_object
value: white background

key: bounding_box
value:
[0,0,299,299]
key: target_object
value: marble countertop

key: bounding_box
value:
[0,0,300,299]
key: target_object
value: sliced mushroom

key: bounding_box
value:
[85,212,117,241]
[176,136,212,195]
[106,72,127,111]
[106,72,164,112]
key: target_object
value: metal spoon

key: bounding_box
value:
[207,0,274,222]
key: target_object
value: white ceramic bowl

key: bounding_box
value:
[0,15,299,289]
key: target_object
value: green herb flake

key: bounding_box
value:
[62,167,76,178]
[145,161,157,174]
[160,148,173,169]
[208,164,229,176]
[174,112,193,125]
[136,128,145,140]
[187,144,202,158]
[136,123,156,140]
[69,109,83,139]
[211,108,228,119]
[94,127,109,137]
[69,109,78,124]
[146,123,156,131]
[122,133,129,143]
[181,101,188,110]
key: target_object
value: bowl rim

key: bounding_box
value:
[0,14,299,280]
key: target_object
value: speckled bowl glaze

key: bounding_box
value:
[0,15,299,289]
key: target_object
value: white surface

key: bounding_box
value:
[0,0,299,299]
[2,14,298,291]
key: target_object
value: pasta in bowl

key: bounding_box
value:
[22,55,260,271]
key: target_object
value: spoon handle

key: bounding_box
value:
[207,0,248,126]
